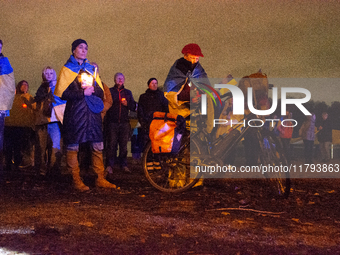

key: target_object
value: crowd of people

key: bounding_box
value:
[0,39,208,191]
[0,38,334,191]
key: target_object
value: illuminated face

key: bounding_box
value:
[184,54,200,64]
[20,82,29,94]
[115,74,125,87]
[148,79,158,91]
[44,69,54,82]
[73,43,88,61]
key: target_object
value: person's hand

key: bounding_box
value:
[319,126,323,131]
[84,86,94,96]
[121,98,128,106]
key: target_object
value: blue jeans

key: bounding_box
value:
[67,142,103,152]
[35,122,63,173]
[106,122,130,168]
[48,122,62,150]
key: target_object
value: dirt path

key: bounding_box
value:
[0,162,340,254]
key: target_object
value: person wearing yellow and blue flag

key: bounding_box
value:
[0,39,16,175]
[55,39,117,192]
[163,43,208,119]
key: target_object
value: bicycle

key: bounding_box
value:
[142,106,291,198]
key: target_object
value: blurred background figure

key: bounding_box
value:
[277,110,294,163]
[4,80,35,171]
[317,112,332,162]
[0,39,16,176]
[299,113,316,164]
[34,66,66,179]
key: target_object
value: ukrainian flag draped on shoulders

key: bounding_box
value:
[164,60,208,93]
[0,55,15,111]
[54,55,103,98]
[163,59,209,118]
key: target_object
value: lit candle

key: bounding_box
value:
[81,72,93,88]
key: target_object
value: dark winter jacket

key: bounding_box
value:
[35,81,66,126]
[106,85,136,124]
[318,118,332,143]
[61,77,104,145]
[137,89,169,128]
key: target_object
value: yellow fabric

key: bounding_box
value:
[164,91,190,118]
[205,96,214,134]
[332,130,340,144]
[0,72,16,110]
[215,98,244,138]
[164,85,214,134]
[54,66,103,98]
[5,93,35,128]
[219,78,237,95]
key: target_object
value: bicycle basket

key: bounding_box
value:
[149,112,186,154]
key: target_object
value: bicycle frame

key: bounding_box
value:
[191,112,263,166]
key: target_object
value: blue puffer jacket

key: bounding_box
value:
[61,78,104,145]
[106,85,136,124]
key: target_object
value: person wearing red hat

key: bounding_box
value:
[163,43,208,118]
[163,44,210,189]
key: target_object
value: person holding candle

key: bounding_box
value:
[4,80,35,171]
[54,39,117,191]
[105,73,137,174]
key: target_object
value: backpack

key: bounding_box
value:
[149,112,186,154]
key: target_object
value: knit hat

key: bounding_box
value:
[72,39,88,53]
[147,77,158,86]
[181,43,204,57]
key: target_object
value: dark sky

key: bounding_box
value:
[1,0,339,103]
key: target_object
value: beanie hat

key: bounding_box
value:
[181,43,204,57]
[147,77,158,86]
[72,39,88,53]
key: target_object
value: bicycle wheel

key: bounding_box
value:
[143,137,202,193]
[258,129,291,198]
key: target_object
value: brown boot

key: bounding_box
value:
[66,150,89,192]
[92,150,118,189]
